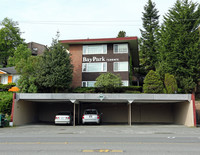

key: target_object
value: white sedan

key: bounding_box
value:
[55,111,73,125]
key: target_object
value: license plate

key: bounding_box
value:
[89,115,92,118]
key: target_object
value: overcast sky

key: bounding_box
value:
[0,0,179,46]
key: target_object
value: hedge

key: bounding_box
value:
[73,86,142,93]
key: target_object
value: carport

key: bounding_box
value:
[12,93,196,127]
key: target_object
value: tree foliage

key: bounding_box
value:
[0,92,13,115]
[143,70,164,93]
[117,31,126,37]
[35,35,73,93]
[157,0,200,93]
[139,0,160,72]
[17,56,40,93]
[94,72,122,93]
[0,18,24,67]
[164,73,178,94]
[8,44,32,67]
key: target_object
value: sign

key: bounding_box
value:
[83,56,119,63]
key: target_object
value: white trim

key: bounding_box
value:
[113,61,129,72]
[122,80,129,86]
[113,44,128,54]
[0,70,7,74]
[82,62,107,72]
[82,81,96,87]
[83,45,107,55]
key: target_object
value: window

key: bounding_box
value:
[82,81,96,87]
[83,45,107,54]
[12,75,20,84]
[122,80,129,86]
[0,75,8,84]
[82,62,107,72]
[113,62,128,72]
[113,44,128,53]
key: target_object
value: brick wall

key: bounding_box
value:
[69,44,83,88]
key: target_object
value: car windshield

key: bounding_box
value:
[57,112,71,115]
[84,110,98,114]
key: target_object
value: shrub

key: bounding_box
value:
[0,83,16,91]
[164,73,178,94]
[95,72,122,93]
[143,70,164,93]
[72,86,142,93]
[0,92,13,115]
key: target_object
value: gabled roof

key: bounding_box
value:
[0,67,17,74]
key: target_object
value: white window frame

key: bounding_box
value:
[83,45,107,55]
[122,80,129,86]
[113,61,129,72]
[82,81,96,87]
[12,75,20,84]
[113,44,128,54]
[82,62,107,72]
[0,75,8,84]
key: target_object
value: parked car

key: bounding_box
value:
[82,109,102,124]
[55,111,73,125]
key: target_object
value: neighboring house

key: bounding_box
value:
[0,67,20,84]
[60,37,139,88]
[27,42,47,56]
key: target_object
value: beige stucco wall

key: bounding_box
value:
[174,101,194,126]
[13,100,37,126]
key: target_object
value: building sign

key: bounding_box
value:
[83,56,119,63]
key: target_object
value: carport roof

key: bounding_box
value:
[16,93,192,103]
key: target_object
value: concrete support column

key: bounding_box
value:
[128,104,132,126]
[73,103,76,126]
[70,100,77,126]
[78,103,80,125]
[128,100,134,126]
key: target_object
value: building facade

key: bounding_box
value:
[60,37,139,88]
[0,67,19,84]
[27,42,47,56]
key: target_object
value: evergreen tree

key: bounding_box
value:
[143,70,164,93]
[117,31,126,37]
[164,73,178,94]
[36,33,73,93]
[139,0,160,72]
[158,0,200,93]
[0,18,24,67]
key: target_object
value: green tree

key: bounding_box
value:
[8,44,32,67]
[0,92,13,115]
[164,73,178,94]
[143,70,164,93]
[117,31,126,37]
[35,34,73,93]
[0,18,24,67]
[94,72,122,93]
[139,0,160,72]
[17,56,40,93]
[158,0,200,93]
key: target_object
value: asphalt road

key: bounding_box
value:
[0,124,200,155]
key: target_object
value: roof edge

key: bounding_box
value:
[59,37,137,44]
